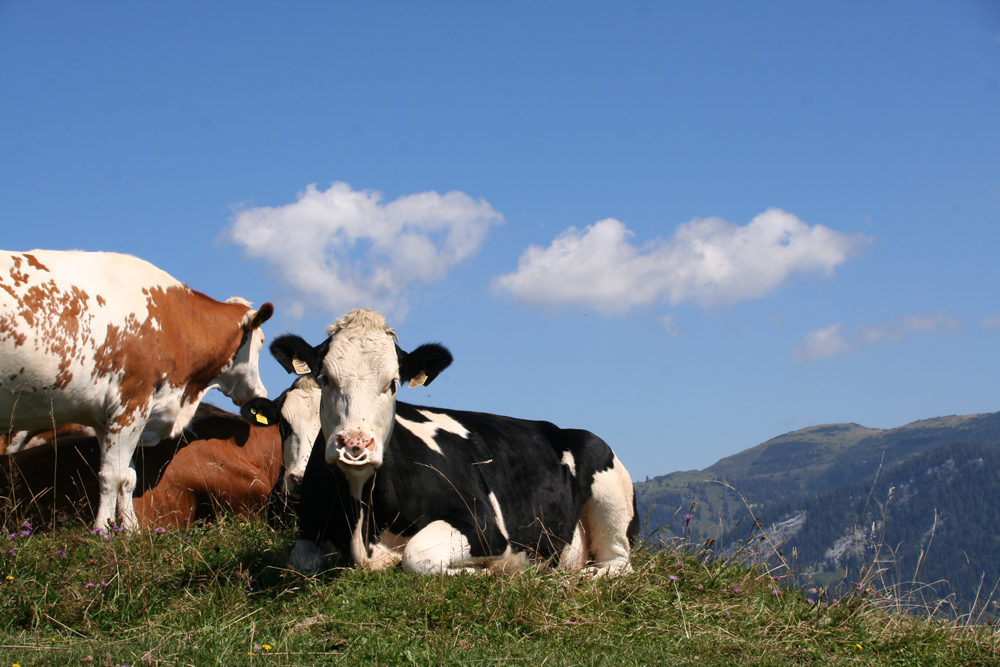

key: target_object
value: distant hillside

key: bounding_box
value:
[636,411,1000,544]
[760,441,1000,613]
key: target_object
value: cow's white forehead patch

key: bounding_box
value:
[323,309,399,388]
[325,308,396,340]
[395,409,469,455]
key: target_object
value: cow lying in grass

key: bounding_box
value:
[0,403,284,529]
[249,308,638,576]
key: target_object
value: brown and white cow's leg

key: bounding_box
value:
[401,520,475,575]
[95,418,144,532]
[579,456,635,577]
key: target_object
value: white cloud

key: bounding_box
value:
[226,182,504,319]
[491,209,871,314]
[792,323,854,363]
[981,314,1000,332]
[659,314,682,338]
[793,313,962,363]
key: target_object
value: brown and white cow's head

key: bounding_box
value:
[270,309,452,486]
[210,299,274,407]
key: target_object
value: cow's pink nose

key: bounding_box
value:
[287,473,303,489]
[336,432,375,459]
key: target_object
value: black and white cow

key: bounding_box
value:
[265,308,639,576]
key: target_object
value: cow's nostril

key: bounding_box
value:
[288,473,303,487]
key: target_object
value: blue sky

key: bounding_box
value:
[2,2,998,478]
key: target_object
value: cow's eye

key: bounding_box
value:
[383,379,398,396]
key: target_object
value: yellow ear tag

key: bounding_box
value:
[255,412,269,425]
[292,359,311,375]
[408,371,428,388]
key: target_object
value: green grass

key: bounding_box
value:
[0,517,997,667]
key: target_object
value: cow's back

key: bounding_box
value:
[0,250,182,429]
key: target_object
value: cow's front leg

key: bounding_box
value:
[95,419,143,532]
[402,520,474,575]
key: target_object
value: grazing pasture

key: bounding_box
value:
[0,517,996,666]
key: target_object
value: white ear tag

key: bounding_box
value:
[292,359,311,375]
[408,371,428,388]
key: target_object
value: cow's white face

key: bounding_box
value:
[269,309,453,488]
[212,303,272,407]
[316,311,402,475]
[279,374,322,495]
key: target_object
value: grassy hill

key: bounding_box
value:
[0,517,996,666]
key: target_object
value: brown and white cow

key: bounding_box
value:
[0,403,285,529]
[0,250,273,531]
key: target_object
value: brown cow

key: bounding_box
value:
[0,403,284,530]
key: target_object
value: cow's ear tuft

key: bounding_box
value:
[249,302,274,328]
[271,335,322,376]
[399,343,453,388]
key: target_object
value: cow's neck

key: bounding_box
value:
[342,465,374,501]
[166,292,248,405]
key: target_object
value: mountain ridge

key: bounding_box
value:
[635,410,1000,543]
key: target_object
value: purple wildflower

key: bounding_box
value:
[772,589,781,596]
[733,587,741,594]
[154,527,166,534]
[55,549,67,559]
[669,575,679,581]
[805,598,814,604]
[684,514,693,522]
[91,527,103,535]
[100,581,109,588]
[8,549,15,557]
[85,582,95,588]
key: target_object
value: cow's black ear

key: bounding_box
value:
[399,343,453,388]
[271,335,322,375]
[240,397,281,427]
